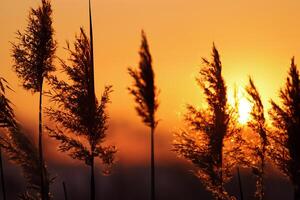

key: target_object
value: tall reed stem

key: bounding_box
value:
[0,148,6,200]
[150,126,155,200]
[237,167,244,200]
[63,181,68,200]
[38,83,47,200]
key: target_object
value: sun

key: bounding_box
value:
[238,97,252,124]
[228,86,252,125]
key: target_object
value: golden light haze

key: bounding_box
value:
[1,0,300,164]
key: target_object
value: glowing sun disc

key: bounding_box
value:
[238,98,252,124]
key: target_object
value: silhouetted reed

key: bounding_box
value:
[2,125,51,200]
[45,27,116,200]
[0,78,51,200]
[128,30,159,200]
[62,181,68,200]
[0,77,10,200]
[237,168,244,200]
[245,77,268,200]
[0,149,5,200]
[173,44,242,200]
[232,87,244,200]
[269,57,300,200]
[0,77,15,129]
[11,0,56,199]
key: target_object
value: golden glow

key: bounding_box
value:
[238,97,252,124]
[228,86,252,125]
[1,0,299,164]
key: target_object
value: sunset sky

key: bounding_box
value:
[1,0,300,166]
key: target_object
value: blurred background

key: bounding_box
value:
[1,0,300,199]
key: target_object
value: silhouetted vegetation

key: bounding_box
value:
[269,57,300,200]
[237,167,244,200]
[11,0,56,199]
[0,77,51,200]
[62,181,68,200]
[0,148,6,200]
[1,1,299,198]
[0,77,10,200]
[45,28,116,200]
[3,125,51,200]
[173,44,243,200]
[128,30,159,200]
[246,77,268,200]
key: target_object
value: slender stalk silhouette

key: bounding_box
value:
[0,77,51,199]
[173,44,241,200]
[233,87,244,200]
[2,125,51,200]
[88,1,96,198]
[45,27,116,200]
[0,77,10,200]
[62,182,68,200]
[128,31,159,200]
[245,77,267,200]
[11,1,56,199]
[0,77,15,132]
[269,57,300,200]
[237,167,244,200]
[0,148,6,200]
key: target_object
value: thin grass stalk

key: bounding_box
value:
[63,181,68,200]
[0,147,6,200]
[246,77,267,200]
[259,146,265,200]
[90,157,95,200]
[237,167,244,200]
[89,0,95,98]
[39,80,47,200]
[88,1,96,200]
[150,126,155,200]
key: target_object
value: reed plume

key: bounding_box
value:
[269,57,300,200]
[0,78,51,200]
[128,30,159,200]
[173,44,242,200]
[45,27,116,200]
[245,77,268,200]
[11,1,56,199]
[0,77,15,129]
[0,77,10,200]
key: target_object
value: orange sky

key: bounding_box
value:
[1,0,300,165]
